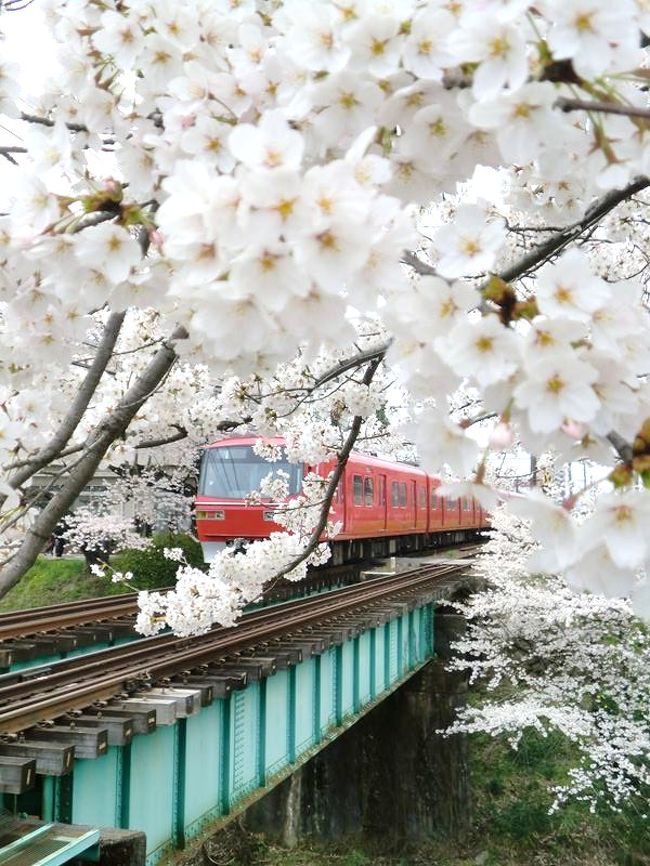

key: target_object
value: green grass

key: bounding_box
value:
[0,533,205,612]
[0,556,129,611]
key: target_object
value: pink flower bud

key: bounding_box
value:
[149,228,164,251]
[561,420,587,440]
[489,421,514,449]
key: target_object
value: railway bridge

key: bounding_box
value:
[0,558,475,866]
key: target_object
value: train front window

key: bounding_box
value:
[199,446,302,499]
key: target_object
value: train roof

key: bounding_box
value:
[204,436,431,479]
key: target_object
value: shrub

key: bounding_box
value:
[111,532,204,590]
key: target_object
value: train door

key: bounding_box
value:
[430,481,442,530]
[411,480,417,528]
[378,474,387,531]
[338,474,347,533]
[418,483,425,531]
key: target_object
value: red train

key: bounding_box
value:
[195,436,489,563]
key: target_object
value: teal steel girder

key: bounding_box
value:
[13,601,436,866]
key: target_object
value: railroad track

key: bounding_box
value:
[0,561,470,735]
[0,591,140,641]
[0,542,487,646]
[0,564,363,653]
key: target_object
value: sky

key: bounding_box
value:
[2,4,55,93]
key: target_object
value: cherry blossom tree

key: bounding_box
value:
[447,504,650,813]
[1,0,650,633]
[63,507,148,568]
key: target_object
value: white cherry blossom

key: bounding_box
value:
[434,204,506,278]
[74,224,143,285]
[534,249,612,322]
[229,110,305,171]
[438,314,520,386]
[580,490,650,570]
[447,16,529,99]
[514,354,600,433]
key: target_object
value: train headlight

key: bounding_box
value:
[197,510,225,520]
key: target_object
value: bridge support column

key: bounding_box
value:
[245,610,469,844]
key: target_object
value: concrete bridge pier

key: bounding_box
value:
[244,610,470,845]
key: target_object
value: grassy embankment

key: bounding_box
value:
[0,556,126,610]
[0,532,203,611]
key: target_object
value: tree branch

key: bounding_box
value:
[402,250,437,276]
[404,177,650,289]
[20,112,88,134]
[555,97,650,121]
[136,425,188,450]
[606,431,634,464]
[6,312,126,494]
[0,145,26,157]
[498,177,650,283]
[311,343,391,390]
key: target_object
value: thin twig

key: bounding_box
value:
[556,97,650,121]
[268,356,382,584]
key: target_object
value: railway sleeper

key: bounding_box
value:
[53,630,99,650]
[95,705,157,735]
[168,680,214,707]
[132,688,201,718]
[110,696,178,727]
[0,642,41,663]
[183,671,248,698]
[23,725,108,760]
[271,638,325,656]
[58,713,134,747]
[291,632,333,651]
[169,676,232,704]
[101,619,137,638]
[237,650,296,670]
[214,659,276,680]
[201,668,249,691]
[0,741,74,776]
[0,756,36,794]
[68,625,116,643]
[27,635,81,654]
[300,627,344,645]
[257,641,306,664]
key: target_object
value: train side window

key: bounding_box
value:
[399,482,407,507]
[364,477,374,506]
[379,476,386,506]
[353,475,363,505]
[447,496,457,509]
[419,487,426,509]
[431,492,438,510]
[463,497,470,511]
[391,481,399,507]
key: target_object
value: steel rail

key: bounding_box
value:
[0,594,140,640]
[0,562,468,733]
